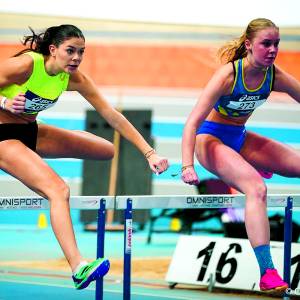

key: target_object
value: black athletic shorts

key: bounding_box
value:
[0,121,38,151]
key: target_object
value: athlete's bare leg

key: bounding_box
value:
[195,134,269,248]
[241,131,300,177]
[0,139,83,271]
[37,124,114,159]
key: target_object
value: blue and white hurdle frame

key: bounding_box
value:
[116,194,300,300]
[1,194,300,300]
[0,196,115,300]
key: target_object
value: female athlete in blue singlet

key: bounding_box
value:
[181,18,300,293]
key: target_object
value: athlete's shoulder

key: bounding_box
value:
[215,62,235,79]
[0,53,33,85]
[272,63,299,93]
[69,69,87,84]
[13,53,34,70]
[210,62,235,93]
[68,70,93,91]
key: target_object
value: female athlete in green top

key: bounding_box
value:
[0,24,169,289]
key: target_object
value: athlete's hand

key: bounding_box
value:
[181,166,200,185]
[147,153,169,175]
[4,94,26,114]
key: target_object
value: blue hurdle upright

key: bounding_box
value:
[0,195,115,300]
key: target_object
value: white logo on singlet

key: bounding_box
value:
[238,94,261,101]
[25,97,56,112]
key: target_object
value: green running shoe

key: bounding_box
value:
[72,258,110,290]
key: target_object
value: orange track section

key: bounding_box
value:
[1,44,299,89]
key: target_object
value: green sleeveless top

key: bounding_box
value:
[0,52,70,115]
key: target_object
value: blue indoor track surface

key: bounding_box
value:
[0,267,280,300]
[0,225,293,300]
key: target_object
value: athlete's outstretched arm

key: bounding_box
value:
[68,70,168,174]
[181,63,233,182]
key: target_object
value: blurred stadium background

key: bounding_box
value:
[0,2,300,224]
[1,4,300,299]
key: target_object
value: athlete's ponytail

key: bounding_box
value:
[216,18,278,64]
[14,24,85,57]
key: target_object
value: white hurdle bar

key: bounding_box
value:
[0,196,115,300]
[116,194,300,300]
[0,196,115,210]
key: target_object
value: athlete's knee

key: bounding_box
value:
[245,181,267,203]
[44,179,70,202]
[255,183,267,202]
[93,138,114,160]
[95,141,114,160]
[106,142,114,159]
[58,182,70,200]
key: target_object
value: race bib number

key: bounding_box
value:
[227,99,266,111]
[24,90,58,114]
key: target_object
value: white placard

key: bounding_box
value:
[166,235,300,293]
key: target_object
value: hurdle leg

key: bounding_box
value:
[283,196,293,299]
[96,198,106,300]
[123,198,133,300]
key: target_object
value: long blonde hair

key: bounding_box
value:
[217,18,279,64]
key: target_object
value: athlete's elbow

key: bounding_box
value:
[184,121,198,135]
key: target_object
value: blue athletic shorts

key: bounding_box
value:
[196,120,246,152]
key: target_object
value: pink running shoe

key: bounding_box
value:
[258,170,273,179]
[259,269,288,293]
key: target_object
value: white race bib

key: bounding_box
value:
[24,90,58,114]
[227,99,266,111]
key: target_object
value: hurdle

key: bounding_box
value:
[116,194,300,300]
[0,196,115,300]
[1,194,300,299]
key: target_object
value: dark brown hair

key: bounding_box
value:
[15,24,85,56]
